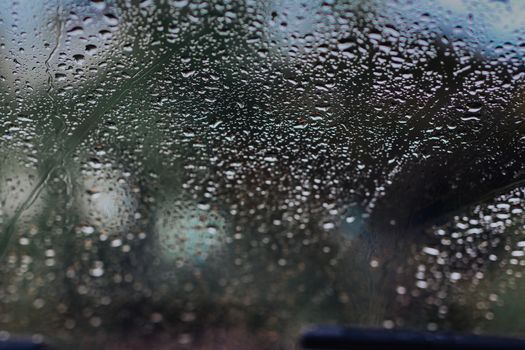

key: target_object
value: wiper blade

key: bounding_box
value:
[301,326,525,350]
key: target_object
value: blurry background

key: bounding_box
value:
[1,0,525,349]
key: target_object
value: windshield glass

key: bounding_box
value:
[1,0,525,348]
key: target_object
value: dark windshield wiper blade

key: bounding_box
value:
[0,340,47,350]
[301,326,525,350]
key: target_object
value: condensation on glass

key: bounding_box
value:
[0,0,525,349]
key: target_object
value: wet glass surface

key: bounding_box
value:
[1,0,525,348]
